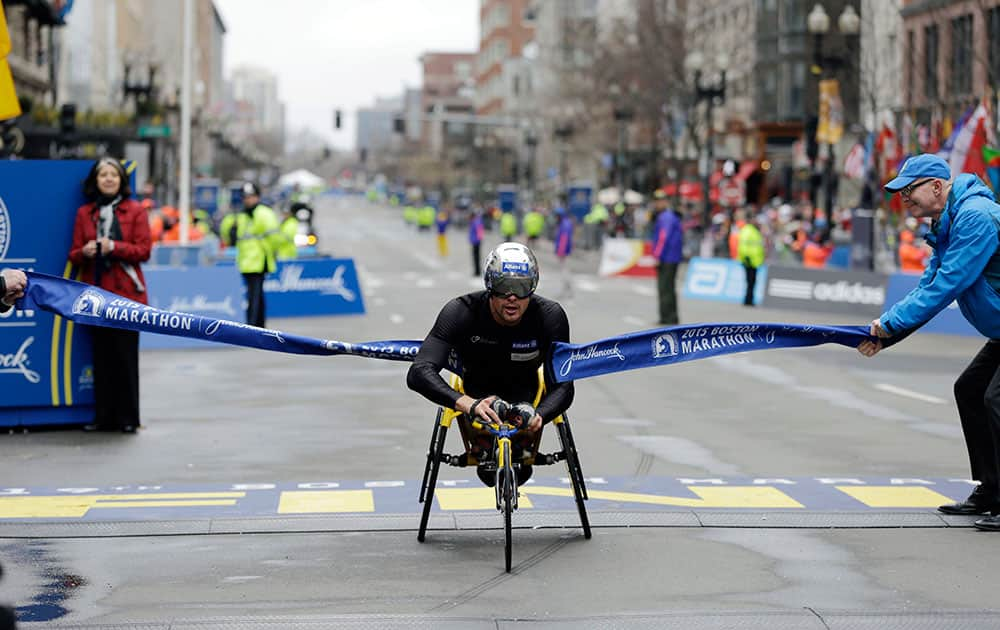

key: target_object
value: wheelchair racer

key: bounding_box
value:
[407,242,575,486]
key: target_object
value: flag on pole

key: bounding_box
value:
[843,143,865,180]
[0,5,21,120]
[948,103,988,180]
[983,145,1000,192]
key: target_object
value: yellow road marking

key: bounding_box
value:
[0,492,246,518]
[91,500,237,508]
[435,487,535,510]
[524,485,804,508]
[277,490,375,514]
[836,486,955,508]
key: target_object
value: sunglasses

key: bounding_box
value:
[901,178,933,199]
[489,276,534,299]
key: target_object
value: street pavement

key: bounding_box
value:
[1,195,998,628]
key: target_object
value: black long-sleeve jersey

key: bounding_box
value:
[406,291,575,423]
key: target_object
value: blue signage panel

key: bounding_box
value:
[193,178,220,215]
[140,267,243,349]
[884,272,979,337]
[264,258,366,317]
[0,160,100,426]
[498,186,518,213]
[682,257,768,305]
[566,184,592,222]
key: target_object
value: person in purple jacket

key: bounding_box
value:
[651,189,684,325]
[554,203,574,298]
[469,209,485,276]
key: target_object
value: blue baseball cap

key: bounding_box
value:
[884,154,952,192]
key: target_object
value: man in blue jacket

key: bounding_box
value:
[858,154,1000,531]
[651,189,683,324]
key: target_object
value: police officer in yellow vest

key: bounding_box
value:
[523,207,544,246]
[737,214,766,306]
[277,207,299,260]
[219,182,280,327]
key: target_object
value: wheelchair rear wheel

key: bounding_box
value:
[557,416,591,539]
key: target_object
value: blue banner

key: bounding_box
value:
[551,323,870,382]
[23,272,418,362]
[141,267,243,350]
[0,160,100,426]
[683,257,767,304]
[20,274,878,386]
[263,258,366,317]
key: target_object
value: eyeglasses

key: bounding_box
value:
[489,289,533,300]
[901,178,933,199]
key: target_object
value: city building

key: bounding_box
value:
[901,0,1000,126]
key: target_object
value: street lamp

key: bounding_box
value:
[523,129,538,202]
[685,51,728,228]
[807,3,860,233]
[609,83,636,201]
[553,107,575,199]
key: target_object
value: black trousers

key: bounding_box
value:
[744,264,758,305]
[91,326,140,429]
[472,242,482,276]
[954,341,1000,501]
[244,272,266,328]
[657,262,678,325]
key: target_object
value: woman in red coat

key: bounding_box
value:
[68,157,152,433]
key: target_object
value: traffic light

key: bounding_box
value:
[393,117,405,134]
[360,148,368,163]
[59,103,76,134]
[334,109,342,129]
[322,146,332,159]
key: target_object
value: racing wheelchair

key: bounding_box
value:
[417,368,591,572]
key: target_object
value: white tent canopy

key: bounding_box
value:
[596,187,644,205]
[277,169,325,189]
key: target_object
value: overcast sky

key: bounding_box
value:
[213,0,480,152]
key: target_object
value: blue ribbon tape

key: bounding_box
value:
[22,272,874,381]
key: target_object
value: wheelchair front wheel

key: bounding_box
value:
[502,445,514,572]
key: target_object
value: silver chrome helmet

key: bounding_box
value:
[484,242,539,298]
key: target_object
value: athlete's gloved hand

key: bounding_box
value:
[509,402,535,428]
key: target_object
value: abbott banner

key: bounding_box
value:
[683,257,768,305]
[764,265,887,317]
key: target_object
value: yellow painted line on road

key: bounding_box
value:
[0,492,246,518]
[836,486,955,508]
[90,500,238,509]
[524,485,804,508]
[277,490,375,514]
[435,487,535,510]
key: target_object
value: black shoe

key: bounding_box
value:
[938,486,999,515]
[974,514,1000,531]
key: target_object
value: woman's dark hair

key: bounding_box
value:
[83,156,132,201]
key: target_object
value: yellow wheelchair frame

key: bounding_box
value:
[417,367,591,572]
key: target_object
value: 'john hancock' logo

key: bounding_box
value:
[71,289,106,317]
[558,342,625,378]
[0,196,10,260]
